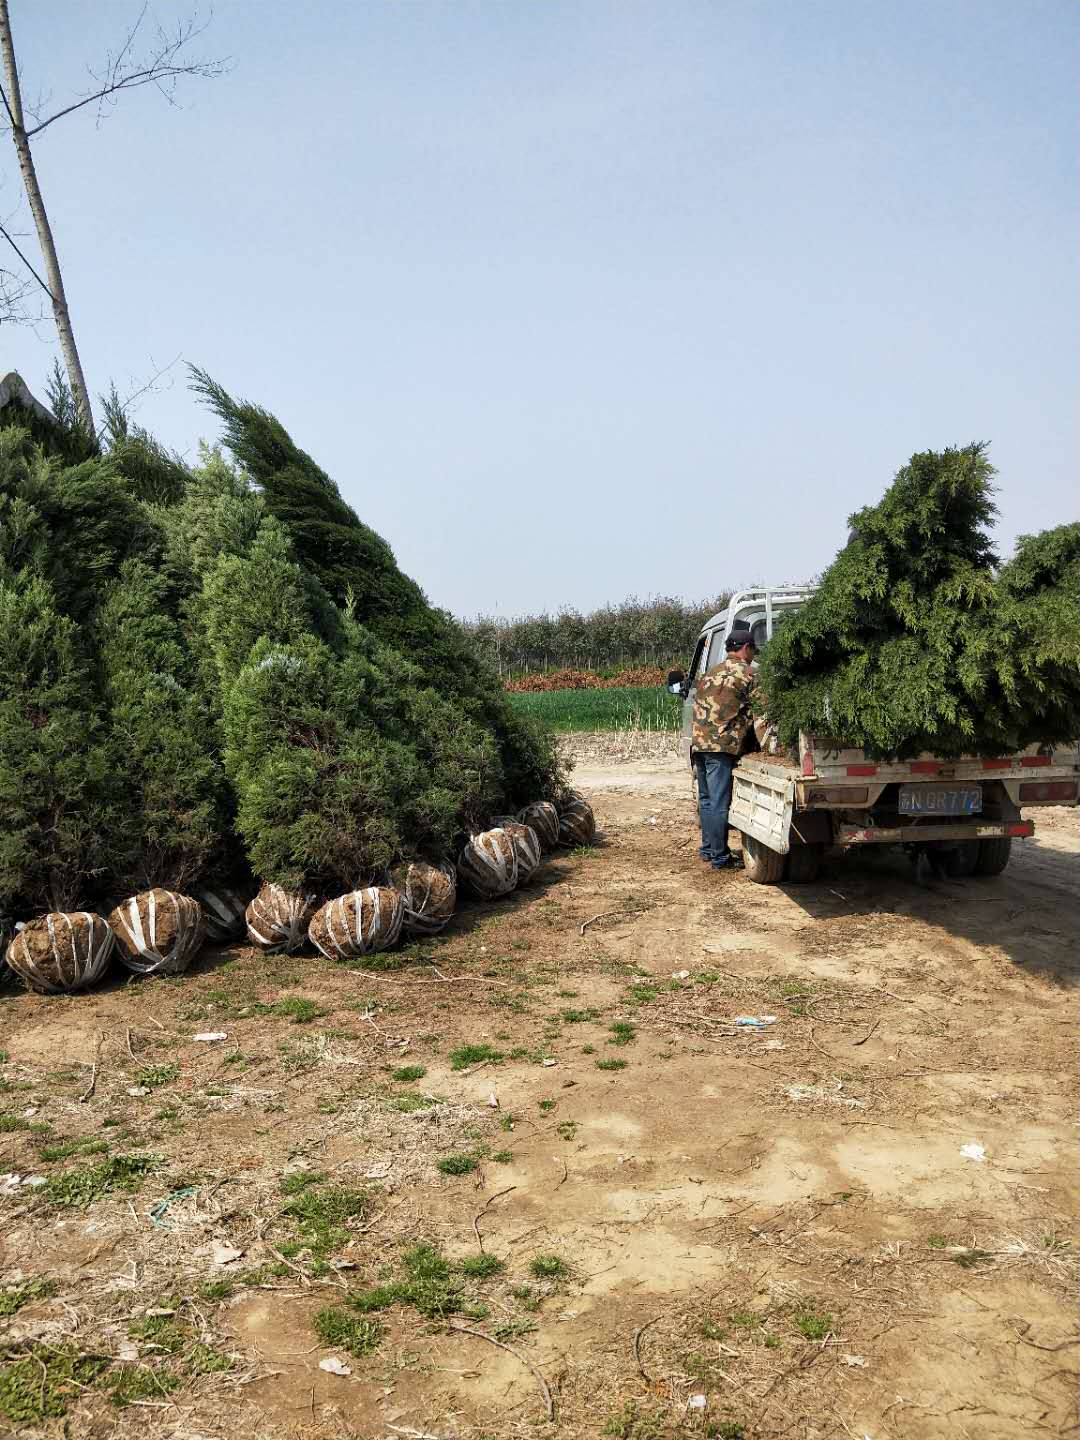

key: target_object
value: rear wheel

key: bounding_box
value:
[974,836,1012,877]
[742,832,786,884]
[943,841,979,878]
[785,842,823,883]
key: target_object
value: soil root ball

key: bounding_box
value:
[109,890,206,976]
[5,912,115,994]
[309,887,405,960]
[458,828,519,898]
[245,884,317,954]
[498,822,543,885]
[557,793,596,846]
[391,862,456,937]
[195,886,250,944]
[516,800,560,851]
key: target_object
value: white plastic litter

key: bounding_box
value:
[960,1142,987,1162]
[542,1058,556,1067]
[127,1085,150,1097]
[487,1093,499,1109]
[319,1356,351,1376]
[193,1032,228,1043]
[688,1393,707,1410]
[842,1354,868,1367]
[671,969,690,980]
[212,1244,244,1266]
[735,1015,778,1028]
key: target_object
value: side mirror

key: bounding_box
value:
[666,669,686,697]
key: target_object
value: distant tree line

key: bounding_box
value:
[461,594,733,676]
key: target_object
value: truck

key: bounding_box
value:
[678,587,1080,884]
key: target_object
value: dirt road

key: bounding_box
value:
[1,747,1077,1439]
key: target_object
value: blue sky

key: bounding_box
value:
[3,0,1077,617]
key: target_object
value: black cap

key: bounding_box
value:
[725,628,755,652]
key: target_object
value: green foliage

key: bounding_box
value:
[312,1308,383,1356]
[449,1043,503,1070]
[0,1277,56,1316]
[509,686,681,732]
[45,1153,159,1208]
[761,446,1080,757]
[529,1254,569,1279]
[459,1253,504,1278]
[436,1153,479,1175]
[0,1346,107,1424]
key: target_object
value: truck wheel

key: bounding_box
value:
[974,837,1012,877]
[785,843,823,883]
[944,841,979,878]
[742,833,786,884]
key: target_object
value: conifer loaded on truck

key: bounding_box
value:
[678,587,1080,885]
[672,447,1080,885]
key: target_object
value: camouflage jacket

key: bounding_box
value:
[692,657,758,756]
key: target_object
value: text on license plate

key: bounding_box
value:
[898,784,982,815]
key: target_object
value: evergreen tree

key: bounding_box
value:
[760,445,1003,758]
[0,572,116,914]
[190,369,562,808]
[95,558,226,894]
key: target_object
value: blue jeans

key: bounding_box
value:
[695,751,736,866]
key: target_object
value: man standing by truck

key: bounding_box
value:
[692,629,757,869]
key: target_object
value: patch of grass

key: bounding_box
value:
[700,1318,726,1340]
[391,1064,427,1082]
[459,1254,504,1278]
[0,1277,56,1316]
[437,1153,478,1176]
[273,996,327,1024]
[560,1008,599,1023]
[602,1401,667,1439]
[710,1424,747,1440]
[280,1175,369,1268]
[449,1043,503,1071]
[46,1153,159,1209]
[199,1279,235,1302]
[279,1036,325,1074]
[105,1362,180,1408]
[927,1233,948,1249]
[626,984,659,1007]
[793,1308,835,1341]
[38,1137,109,1163]
[537,1098,556,1113]
[491,1150,513,1163]
[581,1043,596,1054]
[596,1058,627,1071]
[529,1254,569,1280]
[313,1308,383,1356]
[607,1021,636,1046]
[388,1091,435,1113]
[0,1346,109,1423]
[349,1243,465,1321]
[950,1248,993,1269]
[134,1063,180,1090]
[556,1120,577,1141]
[498,1113,517,1131]
[729,1309,762,1330]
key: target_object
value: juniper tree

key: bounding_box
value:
[94,558,225,895]
[760,445,1004,758]
[190,369,563,807]
[0,572,116,915]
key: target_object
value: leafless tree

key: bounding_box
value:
[0,2,228,430]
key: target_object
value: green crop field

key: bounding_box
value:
[508,686,682,733]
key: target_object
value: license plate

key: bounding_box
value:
[898,784,982,816]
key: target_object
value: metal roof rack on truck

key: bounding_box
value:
[716,585,818,641]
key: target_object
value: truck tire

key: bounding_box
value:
[742,833,786,885]
[785,842,823,883]
[974,837,1012,877]
[943,841,979,878]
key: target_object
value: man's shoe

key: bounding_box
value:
[711,855,744,871]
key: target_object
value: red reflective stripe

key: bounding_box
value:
[846,764,877,776]
[1020,755,1051,768]
[910,761,941,774]
[982,759,1011,770]
[1008,822,1034,836]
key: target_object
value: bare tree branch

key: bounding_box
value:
[20,9,230,139]
[0,218,51,298]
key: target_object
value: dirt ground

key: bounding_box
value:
[1,740,1078,1440]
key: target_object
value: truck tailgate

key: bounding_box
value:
[730,765,796,855]
[798,736,1080,790]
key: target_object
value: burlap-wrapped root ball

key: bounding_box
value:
[499,822,543,885]
[517,800,560,852]
[109,890,206,977]
[309,887,405,960]
[458,828,519,899]
[5,912,115,994]
[391,862,457,938]
[245,884,317,954]
[196,887,250,945]
[558,793,597,847]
